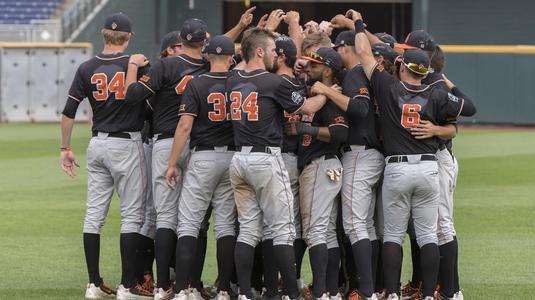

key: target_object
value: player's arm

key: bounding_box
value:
[443,74,477,117]
[297,94,328,115]
[311,80,370,118]
[125,59,164,105]
[347,10,376,80]
[225,6,255,41]
[165,115,194,189]
[285,11,303,58]
[125,54,148,92]
[411,121,457,140]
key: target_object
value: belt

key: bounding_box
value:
[324,154,338,160]
[155,133,174,141]
[387,154,436,163]
[304,153,338,167]
[193,145,236,151]
[92,131,131,139]
[236,145,275,153]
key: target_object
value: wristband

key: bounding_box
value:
[60,146,71,152]
[354,19,365,33]
[296,123,319,137]
[129,61,139,67]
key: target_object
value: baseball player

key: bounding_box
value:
[125,18,209,297]
[348,10,476,300]
[289,47,348,300]
[311,30,385,300]
[160,35,237,300]
[60,13,152,299]
[226,27,328,300]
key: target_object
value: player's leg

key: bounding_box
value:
[83,137,116,298]
[382,161,412,297]
[373,179,384,296]
[412,161,440,298]
[326,199,341,298]
[152,138,181,291]
[451,157,462,298]
[139,140,156,291]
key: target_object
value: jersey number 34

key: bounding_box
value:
[91,72,125,101]
[207,92,258,122]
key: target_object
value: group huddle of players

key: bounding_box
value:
[59,6,476,300]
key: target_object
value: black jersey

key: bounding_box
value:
[342,65,381,149]
[280,75,307,154]
[178,72,234,148]
[370,64,465,156]
[298,101,348,168]
[423,71,454,151]
[126,54,209,135]
[226,69,305,147]
[63,53,149,132]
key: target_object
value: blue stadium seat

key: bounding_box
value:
[0,0,63,24]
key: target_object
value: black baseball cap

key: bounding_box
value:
[275,36,297,57]
[160,31,182,52]
[302,47,343,72]
[333,31,355,48]
[401,48,430,76]
[372,44,399,63]
[202,35,235,55]
[398,30,437,51]
[104,12,132,33]
[374,32,397,48]
[180,18,208,42]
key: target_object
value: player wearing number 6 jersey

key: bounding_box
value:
[226,28,329,300]
[348,10,476,300]
[125,18,209,297]
[59,13,152,299]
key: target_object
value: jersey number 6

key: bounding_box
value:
[401,103,421,128]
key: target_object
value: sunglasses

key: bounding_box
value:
[307,52,324,63]
[402,60,428,75]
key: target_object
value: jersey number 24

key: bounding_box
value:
[207,92,258,122]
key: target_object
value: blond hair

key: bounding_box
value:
[101,28,130,46]
[301,32,331,53]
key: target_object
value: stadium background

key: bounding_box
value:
[0,0,534,299]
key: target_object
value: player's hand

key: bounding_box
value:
[284,11,300,25]
[410,120,439,139]
[303,20,319,35]
[442,74,456,90]
[311,81,329,95]
[130,54,148,67]
[318,21,333,36]
[265,9,285,31]
[165,165,180,190]
[294,58,308,75]
[60,149,79,177]
[330,83,343,93]
[330,14,353,29]
[345,9,363,22]
[239,6,256,29]
[256,14,269,28]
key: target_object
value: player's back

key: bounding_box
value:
[71,53,146,133]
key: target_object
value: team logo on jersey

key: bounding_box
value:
[140,75,150,82]
[291,91,304,104]
[359,87,369,95]
[111,22,117,30]
[179,104,186,112]
[216,46,222,54]
[377,64,385,72]
[334,116,346,124]
[447,92,460,103]
[302,134,311,147]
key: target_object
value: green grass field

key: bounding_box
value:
[1,124,534,299]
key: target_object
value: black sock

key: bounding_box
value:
[309,244,328,297]
[453,236,460,293]
[352,239,373,297]
[235,242,255,298]
[410,238,422,287]
[420,243,440,297]
[374,240,384,293]
[190,231,208,290]
[84,233,102,286]
[251,243,264,292]
[382,242,402,295]
[273,244,299,299]
[371,240,380,292]
[294,238,307,279]
[343,238,357,292]
[217,236,236,292]
[140,236,155,275]
[438,240,456,297]
[120,233,141,288]
[155,228,177,289]
[262,240,279,297]
[173,236,198,292]
[327,247,340,296]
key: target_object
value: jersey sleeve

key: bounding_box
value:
[273,76,305,114]
[178,81,199,117]
[62,66,86,118]
[434,89,466,123]
[343,69,372,118]
[324,101,349,144]
[139,59,165,93]
[369,63,396,105]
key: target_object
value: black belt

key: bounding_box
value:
[324,154,338,160]
[92,131,131,139]
[155,133,174,141]
[236,145,276,153]
[193,145,236,151]
[387,154,436,163]
[342,145,374,153]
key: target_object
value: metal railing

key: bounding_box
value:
[0,19,61,42]
[62,0,108,42]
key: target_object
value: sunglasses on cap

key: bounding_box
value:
[303,52,325,64]
[402,60,428,75]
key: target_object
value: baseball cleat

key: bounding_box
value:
[238,295,252,300]
[215,290,231,300]
[154,287,173,300]
[318,293,330,300]
[400,282,420,300]
[116,284,153,299]
[189,288,204,300]
[385,294,399,300]
[173,290,189,300]
[142,274,155,293]
[347,290,361,300]
[251,288,262,300]
[85,282,116,299]
[329,293,343,300]
[452,291,463,300]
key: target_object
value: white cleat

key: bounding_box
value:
[215,291,231,300]
[367,293,378,300]
[238,295,252,300]
[453,291,463,300]
[172,289,189,300]
[329,293,343,300]
[154,288,173,300]
[85,283,115,299]
[188,288,203,300]
[318,293,330,300]
[386,293,399,300]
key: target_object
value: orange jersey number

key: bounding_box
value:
[90,72,125,101]
[207,92,226,122]
[175,75,194,95]
[400,104,422,128]
[229,92,259,121]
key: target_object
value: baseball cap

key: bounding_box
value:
[104,12,133,33]
[372,44,399,63]
[160,31,182,52]
[202,35,235,55]
[374,32,397,48]
[275,36,297,57]
[333,31,355,48]
[398,30,437,51]
[302,47,343,72]
[401,49,430,76]
[180,18,208,42]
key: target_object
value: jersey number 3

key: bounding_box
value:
[401,104,421,128]
[91,72,125,101]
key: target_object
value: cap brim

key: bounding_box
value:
[395,43,417,50]
[301,56,323,64]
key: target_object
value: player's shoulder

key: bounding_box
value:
[192,71,228,87]
[279,74,305,88]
